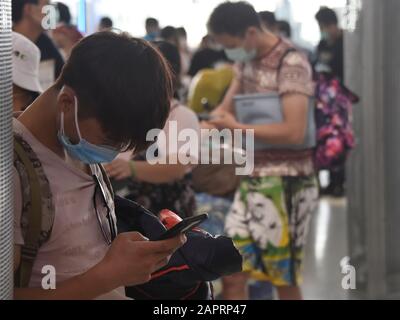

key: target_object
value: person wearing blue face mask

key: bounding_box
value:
[144,17,161,42]
[207,3,273,64]
[57,92,119,164]
[12,32,187,300]
[205,1,318,301]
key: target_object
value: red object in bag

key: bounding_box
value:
[159,209,183,230]
[159,209,206,234]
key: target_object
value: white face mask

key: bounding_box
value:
[223,31,257,63]
[224,47,257,63]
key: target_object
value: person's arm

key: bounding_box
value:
[14,232,186,300]
[105,155,196,184]
[210,93,308,145]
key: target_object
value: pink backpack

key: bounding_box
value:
[313,74,359,170]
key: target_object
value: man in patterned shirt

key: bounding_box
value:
[207,1,319,300]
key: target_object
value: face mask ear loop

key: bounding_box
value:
[59,86,66,135]
[73,96,83,140]
[60,112,65,134]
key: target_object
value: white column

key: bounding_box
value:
[0,0,14,300]
[346,0,400,299]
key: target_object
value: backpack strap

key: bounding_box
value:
[91,163,117,240]
[14,137,43,288]
[14,134,54,288]
[277,47,297,76]
[96,164,115,200]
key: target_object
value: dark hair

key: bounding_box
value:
[160,26,177,41]
[99,17,113,29]
[208,1,261,37]
[56,2,71,25]
[12,0,39,23]
[153,41,181,94]
[258,11,276,29]
[315,7,338,26]
[55,32,173,152]
[176,27,187,38]
[277,20,291,38]
[146,17,159,28]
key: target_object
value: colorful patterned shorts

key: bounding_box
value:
[225,175,319,286]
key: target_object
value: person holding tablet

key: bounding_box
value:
[206,1,319,300]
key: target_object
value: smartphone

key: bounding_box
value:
[155,213,209,241]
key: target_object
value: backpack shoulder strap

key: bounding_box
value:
[14,136,43,287]
[277,47,297,74]
[90,163,115,200]
[91,163,117,239]
[14,134,54,288]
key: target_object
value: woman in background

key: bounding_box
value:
[52,2,83,59]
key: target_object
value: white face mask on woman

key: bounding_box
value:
[224,46,257,63]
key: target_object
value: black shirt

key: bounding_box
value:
[36,33,65,80]
[316,34,344,82]
[188,48,228,77]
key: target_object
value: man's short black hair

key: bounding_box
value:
[100,17,113,29]
[55,32,173,152]
[315,7,338,26]
[12,0,39,23]
[160,26,177,41]
[56,2,71,25]
[208,1,262,37]
[176,27,187,39]
[146,17,159,28]
[258,11,276,29]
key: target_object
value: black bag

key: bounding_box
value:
[114,196,243,300]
